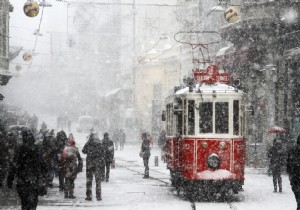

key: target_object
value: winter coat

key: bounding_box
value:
[140,136,151,158]
[82,137,105,169]
[268,142,285,173]
[103,137,114,163]
[7,132,47,192]
[287,145,300,185]
[61,140,82,179]
[55,131,68,163]
[42,136,56,162]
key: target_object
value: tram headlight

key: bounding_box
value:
[219,142,226,150]
[207,153,221,170]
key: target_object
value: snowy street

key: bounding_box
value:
[0,131,297,210]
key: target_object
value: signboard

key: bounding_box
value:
[193,65,230,84]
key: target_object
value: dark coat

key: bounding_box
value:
[103,137,114,163]
[268,141,285,173]
[140,136,151,158]
[82,138,105,169]
[55,131,68,162]
[42,135,56,162]
[287,145,300,185]
[7,132,47,193]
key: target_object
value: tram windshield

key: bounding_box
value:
[199,102,213,133]
[215,102,229,134]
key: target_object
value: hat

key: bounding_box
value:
[22,130,35,145]
[67,139,75,146]
[104,132,109,137]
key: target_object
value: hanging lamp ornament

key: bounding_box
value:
[224,6,239,23]
[23,52,32,61]
[23,0,39,17]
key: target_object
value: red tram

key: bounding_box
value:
[163,65,246,198]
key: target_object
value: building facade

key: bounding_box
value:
[219,0,300,167]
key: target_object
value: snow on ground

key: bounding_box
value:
[0,128,298,210]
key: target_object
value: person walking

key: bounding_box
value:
[102,132,114,182]
[268,138,285,193]
[7,130,47,210]
[41,122,47,133]
[55,131,68,191]
[42,130,56,187]
[140,132,151,179]
[112,129,120,151]
[61,138,82,199]
[287,135,300,210]
[119,129,126,151]
[82,133,105,201]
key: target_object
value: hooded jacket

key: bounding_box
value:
[82,134,105,169]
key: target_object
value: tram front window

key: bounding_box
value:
[199,102,213,133]
[215,102,229,134]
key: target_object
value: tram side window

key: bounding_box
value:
[177,112,183,135]
[199,102,213,133]
[215,102,229,134]
[233,100,239,135]
[188,100,195,135]
[166,104,171,135]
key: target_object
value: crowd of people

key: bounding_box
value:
[3,120,300,210]
[0,121,118,210]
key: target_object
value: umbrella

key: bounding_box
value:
[268,126,287,134]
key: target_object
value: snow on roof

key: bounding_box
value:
[175,83,242,95]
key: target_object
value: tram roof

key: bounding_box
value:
[175,83,244,95]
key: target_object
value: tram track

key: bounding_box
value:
[116,157,197,210]
[116,157,239,210]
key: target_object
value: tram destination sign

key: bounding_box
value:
[193,65,230,84]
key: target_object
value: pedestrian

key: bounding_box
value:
[61,138,82,199]
[112,129,120,151]
[287,135,300,210]
[102,132,114,182]
[158,130,166,162]
[55,130,68,191]
[268,138,284,192]
[7,130,47,210]
[42,130,56,187]
[82,133,105,201]
[41,122,47,133]
[119,129,126,151]
[140,132,151,179]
